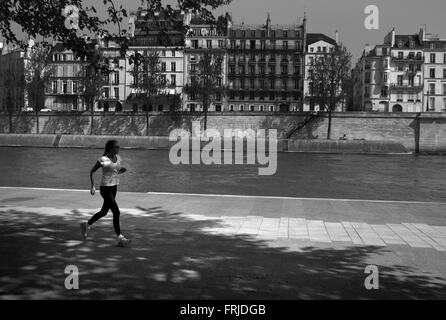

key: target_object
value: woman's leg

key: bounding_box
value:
[109,185,122,236]
[87,187,112,226]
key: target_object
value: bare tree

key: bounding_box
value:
[3,67,24,133]
[183,52,225,131]
[24,44,54,134]
[129,50,166,135]
[77,54,109,135]
[308,44,352,139]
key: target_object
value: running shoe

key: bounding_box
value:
[80,222,88,239]
[117,237,132,247]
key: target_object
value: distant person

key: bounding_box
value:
[80,140,131,247]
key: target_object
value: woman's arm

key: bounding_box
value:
[90,161,102,187]
[118,155,126,174]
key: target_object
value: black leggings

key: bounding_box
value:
[88,185,121,235]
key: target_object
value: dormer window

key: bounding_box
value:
[410,41,415,48]
[398,41,403,48]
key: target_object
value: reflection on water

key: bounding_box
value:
[0,147,445,202]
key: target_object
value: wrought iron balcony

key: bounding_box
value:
[390,84,423,90]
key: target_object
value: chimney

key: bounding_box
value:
[183,11,192,26]
[335,30,339,44]
[266,13,271,35]
[128,14,136,37]
[364,43,371,54]
[419,27,426,43]
[391,27,396,47]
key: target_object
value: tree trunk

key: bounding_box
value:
[90,101,94,135]
[146,96,150,136]
[35,110,39,134]
[8,111,13,134]
[8,101,13,133]
[146,111,149,136]
[327,110,332,140]
[203,102,208,132]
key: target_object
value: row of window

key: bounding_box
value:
[53,53,76,62]
[427,98,446,110]
[427,53,446,63]
[189,76,222,86]
[161,62,177,72]
[188,92,300,101]
[229,40,302,50]
[231,79,300,90]
[364,69,446,84]
[230,29,302,39]
[229,92,300,101]
[229,53,300,61]
[133,74,177,86]
[227,105,276,112]
[50,80,122,99]
[229,65,300,75]
[363,84,446,97]
[427,83,446,95]
[134,50,178,57]
[393,40,446,50]
[309,46,334,53]
[427,69,446,79]
[186,104,298,113]
[395,91,421,101]
[50,80,78,94]
[190,40,226,49]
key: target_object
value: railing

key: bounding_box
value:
[390,84,423,90]
[230,45,300,51]
[391,56,424,62]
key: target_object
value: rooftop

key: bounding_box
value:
[307,33,337,46]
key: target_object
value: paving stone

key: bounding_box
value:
[387,224,431,248]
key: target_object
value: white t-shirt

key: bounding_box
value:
[98,155,122,186]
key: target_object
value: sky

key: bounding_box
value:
[2,0,446,61]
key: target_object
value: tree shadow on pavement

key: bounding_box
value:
[0,206,445,300]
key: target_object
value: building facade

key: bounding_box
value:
[227,14,306,113]
[0,42,27,113]
[303,33,339,111]
[353,28,446,112]
[183,13,230,112]
[126,8,186,112]
[422,30,446,112]
[45,43,86,111]
[3,8,345,115]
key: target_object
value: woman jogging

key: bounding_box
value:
[80,140,131,247]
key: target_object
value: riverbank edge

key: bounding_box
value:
[0,134,412,155]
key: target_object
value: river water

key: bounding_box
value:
[0,147,445,202]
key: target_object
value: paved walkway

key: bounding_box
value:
[1,187,446,299]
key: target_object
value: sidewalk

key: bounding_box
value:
[0,187,445,299]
